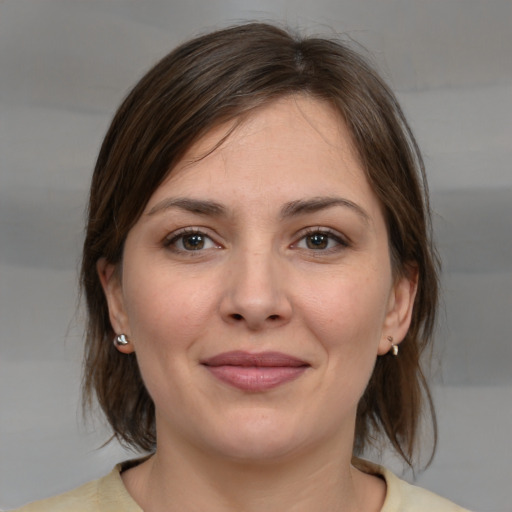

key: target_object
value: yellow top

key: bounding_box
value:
[12,460,472,512]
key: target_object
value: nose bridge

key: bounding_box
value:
[221,237,291,329]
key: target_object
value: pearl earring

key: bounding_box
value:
[387,335,398,356]
[114,334,129,347]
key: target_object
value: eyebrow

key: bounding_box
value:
[147,197,226,217]
[280,197,370,224]
[147,195,370,223]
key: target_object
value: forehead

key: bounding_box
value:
[186,97,356,163]
[145,96,378,216]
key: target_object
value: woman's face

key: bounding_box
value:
[100,96,417,461]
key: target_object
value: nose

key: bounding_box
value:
[219,248,292,331]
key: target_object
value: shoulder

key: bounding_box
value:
[382,468,472,512]
[356,459,473,512]
[10,479,101,512]
[10,465,141,512]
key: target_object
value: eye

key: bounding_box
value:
[294,229,348,251]
[165,229,220,252]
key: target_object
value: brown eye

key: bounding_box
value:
[305,233,329,249]
[165,230,219,252]
[294,229,348,252]
[182,234,206,250]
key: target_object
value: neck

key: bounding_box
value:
[122,434,383,512]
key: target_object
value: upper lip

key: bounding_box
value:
[201,351,309,367]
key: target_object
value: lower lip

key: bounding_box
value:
[204,365,308,392]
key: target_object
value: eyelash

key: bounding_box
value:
[163,228,220,254]
[292,227,349,253]
[163,227,349,255]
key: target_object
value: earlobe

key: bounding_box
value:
[97,258,134,354]
[378,265,419,355]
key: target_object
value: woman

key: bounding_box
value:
[16,23,471,512]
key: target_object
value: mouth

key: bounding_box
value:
[201,351,310,392]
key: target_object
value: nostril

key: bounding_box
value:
[268,315,279,321]
[232,313,243,321]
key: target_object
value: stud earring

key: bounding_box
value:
[387,336,398,356]
[114,334,129,347]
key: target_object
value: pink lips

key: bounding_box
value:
[201,351,309,392]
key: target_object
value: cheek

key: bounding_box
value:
[313,273,388,329]
[300,266,391,365]
[119,266,220,411]
[121,262,218,353]
[286,267,393,434]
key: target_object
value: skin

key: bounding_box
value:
[98,96,418,512]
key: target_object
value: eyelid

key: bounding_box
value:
[163,227,223,252]
[291,227,350,250]
[162,226,349,254]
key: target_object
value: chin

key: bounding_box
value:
[195,410,318,463]
[211,435,304,464]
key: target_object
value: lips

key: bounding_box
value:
[201,351,309,392]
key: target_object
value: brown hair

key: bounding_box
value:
[81,22,439,465]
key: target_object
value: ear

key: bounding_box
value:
[97,257,134,354]
[377,265,419,355]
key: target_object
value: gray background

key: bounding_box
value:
[1,1,511,511]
